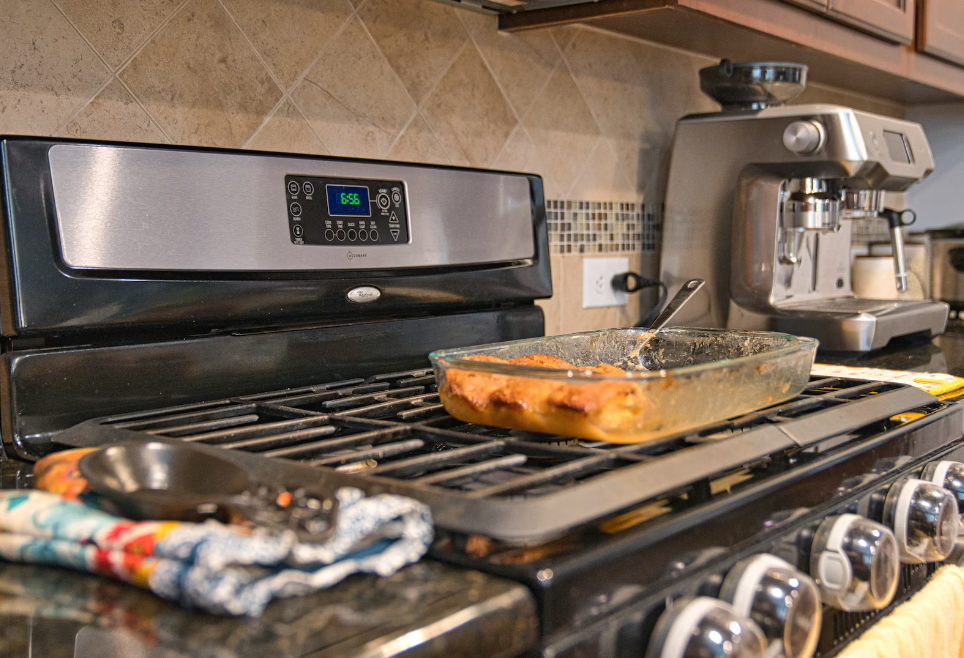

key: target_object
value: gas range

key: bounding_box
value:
[2,137,963,658]
[52,367,964,657]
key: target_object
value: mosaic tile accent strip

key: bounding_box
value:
[546,200,661,255]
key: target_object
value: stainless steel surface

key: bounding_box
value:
[663,104,934,329]
[783,120,825,154]
[729,297,949,351]
[47,144,535,271]
[647,278,705,330]
[842,189,886,218]
[892,224,910,292]
[661,81,943,350]
[699,60,808,110]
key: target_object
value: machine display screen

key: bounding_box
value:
[883,130,912,164]
[326,184,371,217]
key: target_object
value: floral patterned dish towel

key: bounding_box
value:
[0,451,432,617]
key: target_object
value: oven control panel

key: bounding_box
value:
[285,175,410,246]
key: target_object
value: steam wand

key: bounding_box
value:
[878,208,917,293]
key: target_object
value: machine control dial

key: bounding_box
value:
[810,514,899,612]
[645,597,767,658]
[883,478,960,563]
[720,554,821,658]
[783,120,825,155]
[923,460,964,512]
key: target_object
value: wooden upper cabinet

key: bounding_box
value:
[918,0,964,67]
[780,0,830,10]
[829,0,916,43]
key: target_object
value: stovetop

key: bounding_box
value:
[51,368,964,644]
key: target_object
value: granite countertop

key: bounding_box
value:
[0,559,536,658]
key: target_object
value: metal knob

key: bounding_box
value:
[720,554,822,658]
[810,514,900,612]
[646,597,768,658]
[883,478,960,563]
[923,460,964,513]
[783,121,825,155]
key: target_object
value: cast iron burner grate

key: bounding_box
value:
[53,369,943,543]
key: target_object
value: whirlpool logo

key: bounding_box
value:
[346,251,368,261]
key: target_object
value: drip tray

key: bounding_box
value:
[53,370,942,543]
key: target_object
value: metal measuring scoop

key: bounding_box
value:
[622,278,705,371]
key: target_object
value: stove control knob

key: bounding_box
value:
[784,120,825,155]
[810,514,899,612]
[883,478,960,563]
[922,460,964,513]
[720,554,821,658]
[645,597,767,658]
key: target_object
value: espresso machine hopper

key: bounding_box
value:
[661,60,948,351]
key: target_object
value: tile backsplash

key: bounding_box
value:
[0,0,907,336]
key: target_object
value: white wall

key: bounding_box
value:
[907,103,964,230]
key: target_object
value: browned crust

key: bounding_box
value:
[440,354,666,443]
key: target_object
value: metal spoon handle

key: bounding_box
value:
[648,279,705,331]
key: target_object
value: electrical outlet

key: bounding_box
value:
[583,257,629,308]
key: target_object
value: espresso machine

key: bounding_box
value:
[660,60,948,351]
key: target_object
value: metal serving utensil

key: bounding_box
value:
[622,278,706,371]
[79,441,338,542]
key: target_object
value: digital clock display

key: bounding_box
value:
[326,184,371,217]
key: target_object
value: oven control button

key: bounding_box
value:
[883,478,960,563]
[377,193,390,210]
[370,230,379,241]
[346,286,381,304]
[810,514,899,612]
[645,597,766,658]
[287,180,300,195]
[303,182,314,196]
[720,554,821,658]
[325,229,335,241]
[922,460,964,512]
[347,229,357,241]
[290,202,302,217]
[292,224,303,237]
[392,189,402,205]
[336,229,346,241]
[359,229,368,241]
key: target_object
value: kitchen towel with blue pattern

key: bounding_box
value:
[0,486,433,617]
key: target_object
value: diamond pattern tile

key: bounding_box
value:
[420,45,516,168]
[55,0,184,68]
[0,0,109,135]
[245,98,328,155]
[291,16,416,159]
[460,8,561,117]
[523,65,600,196]
[221,0,352,90]
[63,78,167,143]
[387,113,450,165]
[119,0,282,148]
[359,0,468,105]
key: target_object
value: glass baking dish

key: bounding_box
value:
[429,328,818,444]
